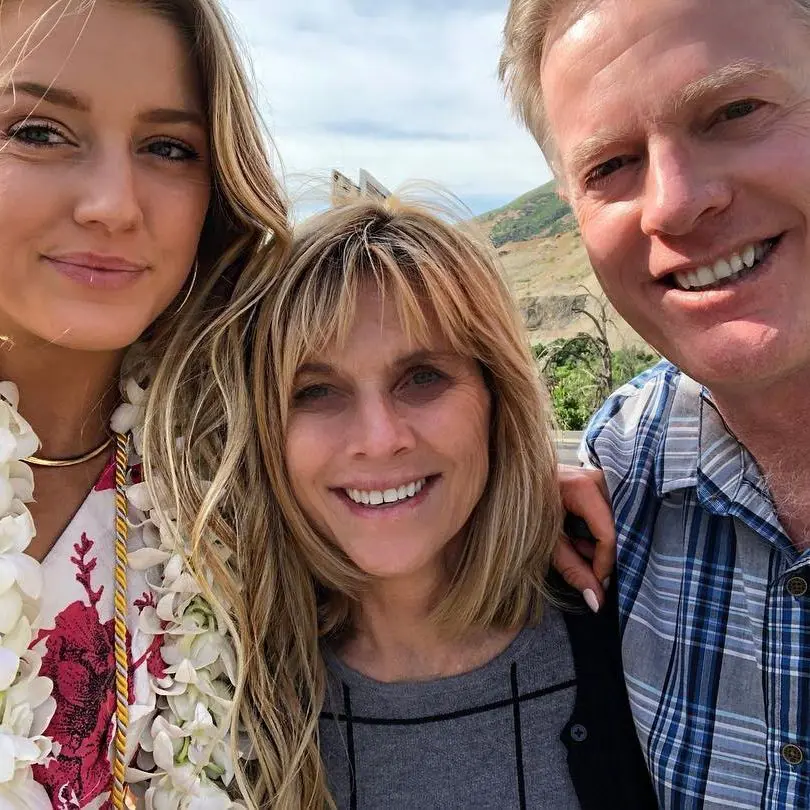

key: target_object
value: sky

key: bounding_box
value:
[221,0,553,217]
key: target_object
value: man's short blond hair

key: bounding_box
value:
[499,0,810,171]
[498,0,582,169]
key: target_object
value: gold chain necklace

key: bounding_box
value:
[26,436,113,468]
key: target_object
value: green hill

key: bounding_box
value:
[478,180,576,247]
[472,183,648,351]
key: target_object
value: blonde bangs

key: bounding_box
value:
[272,203,516,424]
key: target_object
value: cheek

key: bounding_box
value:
[141,180,210,312]
[284,418,334,512]
[0,162,61,246]
[580,201,635,271]
[146,172,210,262]
[579,202,654,316]
[428,386,491,494]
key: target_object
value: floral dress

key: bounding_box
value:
[31,459,164,810]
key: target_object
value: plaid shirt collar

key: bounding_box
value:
[654,370,801,564]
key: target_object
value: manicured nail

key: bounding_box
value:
[602,577,611,591]
[584,589,600,613]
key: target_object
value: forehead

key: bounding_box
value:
[0,0,201,112]
[541,0,807,171]
[304,283,452,370]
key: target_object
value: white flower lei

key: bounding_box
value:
[0,379,244,810]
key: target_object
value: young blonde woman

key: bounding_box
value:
[0,0,290,807]
[244,198,656,809]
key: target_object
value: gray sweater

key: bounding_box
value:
[319,606,581,809]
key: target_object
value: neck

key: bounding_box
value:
[0,333,124,458]
[711,368,810,542]
[339,562,517,682]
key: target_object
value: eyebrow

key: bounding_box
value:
[568,130,633,180]
[295,349,451,377]
[674,59,779,112]
[567,60,783,179]
[4,80,205,127]
[9,80,89,111]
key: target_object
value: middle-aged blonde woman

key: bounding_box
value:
[0,0,292,807]
[242,198,657,809]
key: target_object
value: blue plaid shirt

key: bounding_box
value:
[583,361,810,809]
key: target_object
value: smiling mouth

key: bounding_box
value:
[342,476,438,508]
[670,235,782,292]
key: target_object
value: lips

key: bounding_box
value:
[44,252,149,290]
[669,236,781,292]
[345,478,426,506]
[336,475,440,510]
[44,252,147,273]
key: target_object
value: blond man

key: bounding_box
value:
[501,0,810,807]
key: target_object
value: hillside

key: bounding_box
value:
[477,180,576,246]
[476,184,647,349]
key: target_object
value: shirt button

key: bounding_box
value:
[570,724,588,743]
[782,744,804,766]
[786,577,808,598]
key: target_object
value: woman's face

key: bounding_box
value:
[285,285,492,584]
[0,0,210,351]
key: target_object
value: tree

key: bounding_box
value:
[533,291,659,429]
[570,289,614,405]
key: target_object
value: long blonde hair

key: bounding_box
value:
[245,197,562,807]
[120,0,293,806]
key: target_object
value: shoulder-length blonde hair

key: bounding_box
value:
[245,197,562,807]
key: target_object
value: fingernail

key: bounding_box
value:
[602,577,611,591]
[584,588,600,613]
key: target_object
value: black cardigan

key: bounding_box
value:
[557,577,659,809]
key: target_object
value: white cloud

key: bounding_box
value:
[221,0,552,215]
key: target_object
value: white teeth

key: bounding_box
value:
[742,245,756,268]
[673,240,772,291]
[345,478,427,507]
[713,258,733,281]
[695,266,715,287]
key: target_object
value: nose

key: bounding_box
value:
[348,393,416,460]
[640,138,732,237]
[73,142,144,233]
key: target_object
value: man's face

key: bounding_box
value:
[542,0,810,394]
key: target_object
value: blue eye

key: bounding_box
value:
[7,121,69,146]
[145,139,199,161]
[293,384,333,404]
[398,367,449,402]
[411,368,442,386]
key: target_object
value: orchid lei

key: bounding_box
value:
[0,379,244,809]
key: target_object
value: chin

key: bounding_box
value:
[349,548,438,581]
[25,313,154,353]
[667,326,806,391]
